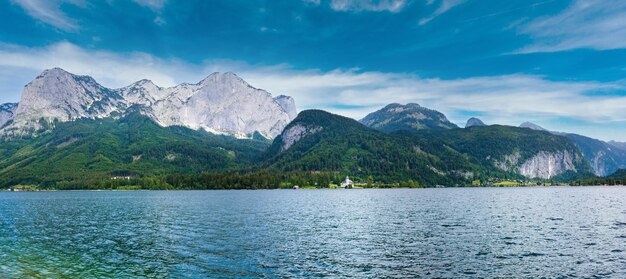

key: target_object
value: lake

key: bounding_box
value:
[1,187,625,278]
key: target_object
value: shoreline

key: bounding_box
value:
[2,184,625,192]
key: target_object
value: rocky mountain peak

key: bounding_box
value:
[131,79,157,87]
[273,95,297,119]
[11,68,123,131]
[519,122,547,131]
[38,67,71,77]
[360,103,457,133]
[121,79,165,106]
[465,117,486,128]
[199,72,247,87]
[1,68,297,139]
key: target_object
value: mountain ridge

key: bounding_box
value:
[517,121,626,176]
[0,68,297,139]
[360,103,458,133]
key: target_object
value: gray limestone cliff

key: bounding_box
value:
[0,68,297,139]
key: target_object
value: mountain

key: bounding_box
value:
[519,121,626,176]
[359,107,590,179]
[263,110,479,186]
[273,95,297,120]
[558,134,626,176]
[0,68,296,139]
[2,68,125,137]
[0,103,18,128]
[465,117,486,128]
[608,141,626,151]
[419,125,592,180]
[143,72,295,139]
[0,113,268,188]
[519,122,548,131]
[264,109,591,183]
[359,103,458,133]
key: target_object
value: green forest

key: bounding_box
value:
[0,110,614,190]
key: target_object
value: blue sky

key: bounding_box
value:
[2,0,626,140]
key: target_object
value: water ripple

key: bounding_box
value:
[0,187,625,277]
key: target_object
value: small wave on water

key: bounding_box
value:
[0,187,625,277]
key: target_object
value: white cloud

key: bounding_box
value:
[2,42,626,140]
[518,0,626,53]
[10,0,85,31]
[329,0,406,13]
[0,42,180,88]
[419,0,465,25]
[132,0,166,12]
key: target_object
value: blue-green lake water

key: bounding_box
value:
[1,187,625,278]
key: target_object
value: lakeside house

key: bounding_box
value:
[340,176,354,189]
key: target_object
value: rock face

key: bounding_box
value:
[465,117,486,128]
[563,133,626,177]
[1,68,297,139]
[3,68,124,136]
[0,103,18,128]
[273,95,297,120]
[495,150,579,179]
[518,151,577,179]
[518,121,626,177]
[147,72,295,138]
[280,123,323,151]
[360,103,458,133]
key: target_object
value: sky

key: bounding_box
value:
[1,0,626,141]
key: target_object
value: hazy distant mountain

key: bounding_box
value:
[518,121,626,176]
[608,141,626,151]
[359,103,458,133]
[519,122,548,131]
[561,133,626,176]
[0,68,297,139]
[465,117,486,128]
[0,102,18,128]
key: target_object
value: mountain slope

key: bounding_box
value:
[560,134,626,176]
[360,103,457,133]
[1,68,296,139]
[519,121,548,131]
[263,110,481,186]
[519,121,626,176]
[608,141,626,151]
[418,125,592,180]
[0,113,268,188]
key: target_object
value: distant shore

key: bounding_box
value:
[2,184,625,192]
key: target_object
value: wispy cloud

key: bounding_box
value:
[10,0,85,31]
[419,0,465,25]
[1,42,626,140]
[329,0,406,13]
[303,0,321,6]
[132,0,167,12]
[0,42,180,88]
[518,0,626,53]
